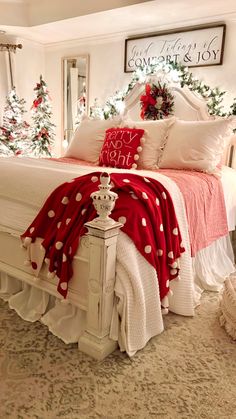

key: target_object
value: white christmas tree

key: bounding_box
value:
[29,75,55,157]
[0,88,30,156]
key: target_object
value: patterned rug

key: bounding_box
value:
[0,292,236,419]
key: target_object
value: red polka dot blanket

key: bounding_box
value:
[21,172,185,302]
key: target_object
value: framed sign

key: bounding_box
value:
[124,23,226,72]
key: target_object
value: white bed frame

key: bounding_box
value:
[0,76,235,359]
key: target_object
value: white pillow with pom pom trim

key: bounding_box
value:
[64,116,121,163]
[121,117,176,170]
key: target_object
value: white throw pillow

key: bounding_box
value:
[159,119,232,173]
[121,117,175,169]
[64,117,121,163]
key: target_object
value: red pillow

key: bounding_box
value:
[99,127,145,169]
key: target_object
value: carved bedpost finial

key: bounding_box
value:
[91,172,118,224]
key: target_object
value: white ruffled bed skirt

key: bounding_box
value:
[0,235,235,348]
[0,272,86,344]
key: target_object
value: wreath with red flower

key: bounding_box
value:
[140,82,174,120]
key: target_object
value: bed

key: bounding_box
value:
[0,74,236,360]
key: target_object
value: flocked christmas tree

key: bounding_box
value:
[0,88,30,156]
[29,75,55,157]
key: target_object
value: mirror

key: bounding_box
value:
[62,55,89,146]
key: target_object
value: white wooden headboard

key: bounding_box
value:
[123,79,236,169]
[123,81,210,121]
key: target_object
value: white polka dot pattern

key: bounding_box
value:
[60,282,68,291]
[170,268,178,275]
[144,245,152,253]
[118,216,127,225]
[21,170,184,303]
[75,193,82,201]
[24,237,32,246]
[61,196,69,205]
[170,261,178,268]
[142,218,147,226]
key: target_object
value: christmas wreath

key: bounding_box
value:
[140,82,174,120]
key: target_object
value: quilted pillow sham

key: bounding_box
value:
[158,118,233,173]
[64,116,120,163]
[121,117,175,169]
[99,127,145,169]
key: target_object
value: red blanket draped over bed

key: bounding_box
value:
[21,172,185,301]
[51,158,229,256]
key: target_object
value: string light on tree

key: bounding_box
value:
[0,88,29,156]
[30,75,55,157]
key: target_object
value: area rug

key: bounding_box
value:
[0,291,236,419]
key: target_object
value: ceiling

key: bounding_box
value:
[0,0,236,45]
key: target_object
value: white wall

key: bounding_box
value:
[14,38,45,121]
[0,37,45,126]
[45,21,236,156]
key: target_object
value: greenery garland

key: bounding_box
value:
[90,61,236,121]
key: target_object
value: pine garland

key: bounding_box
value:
[90,61,236,120]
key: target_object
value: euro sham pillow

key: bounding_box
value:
[121,117,175,169]
[158,118,232,173]
[99,127,145,169]
[64,117,120,163]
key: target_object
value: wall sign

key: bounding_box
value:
[124,24,226,72]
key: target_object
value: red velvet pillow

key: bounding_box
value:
[99,127,145,169]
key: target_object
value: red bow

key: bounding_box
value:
[140,84,156,119]
[32,97,43,109]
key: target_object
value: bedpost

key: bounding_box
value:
[79,173,122,360]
